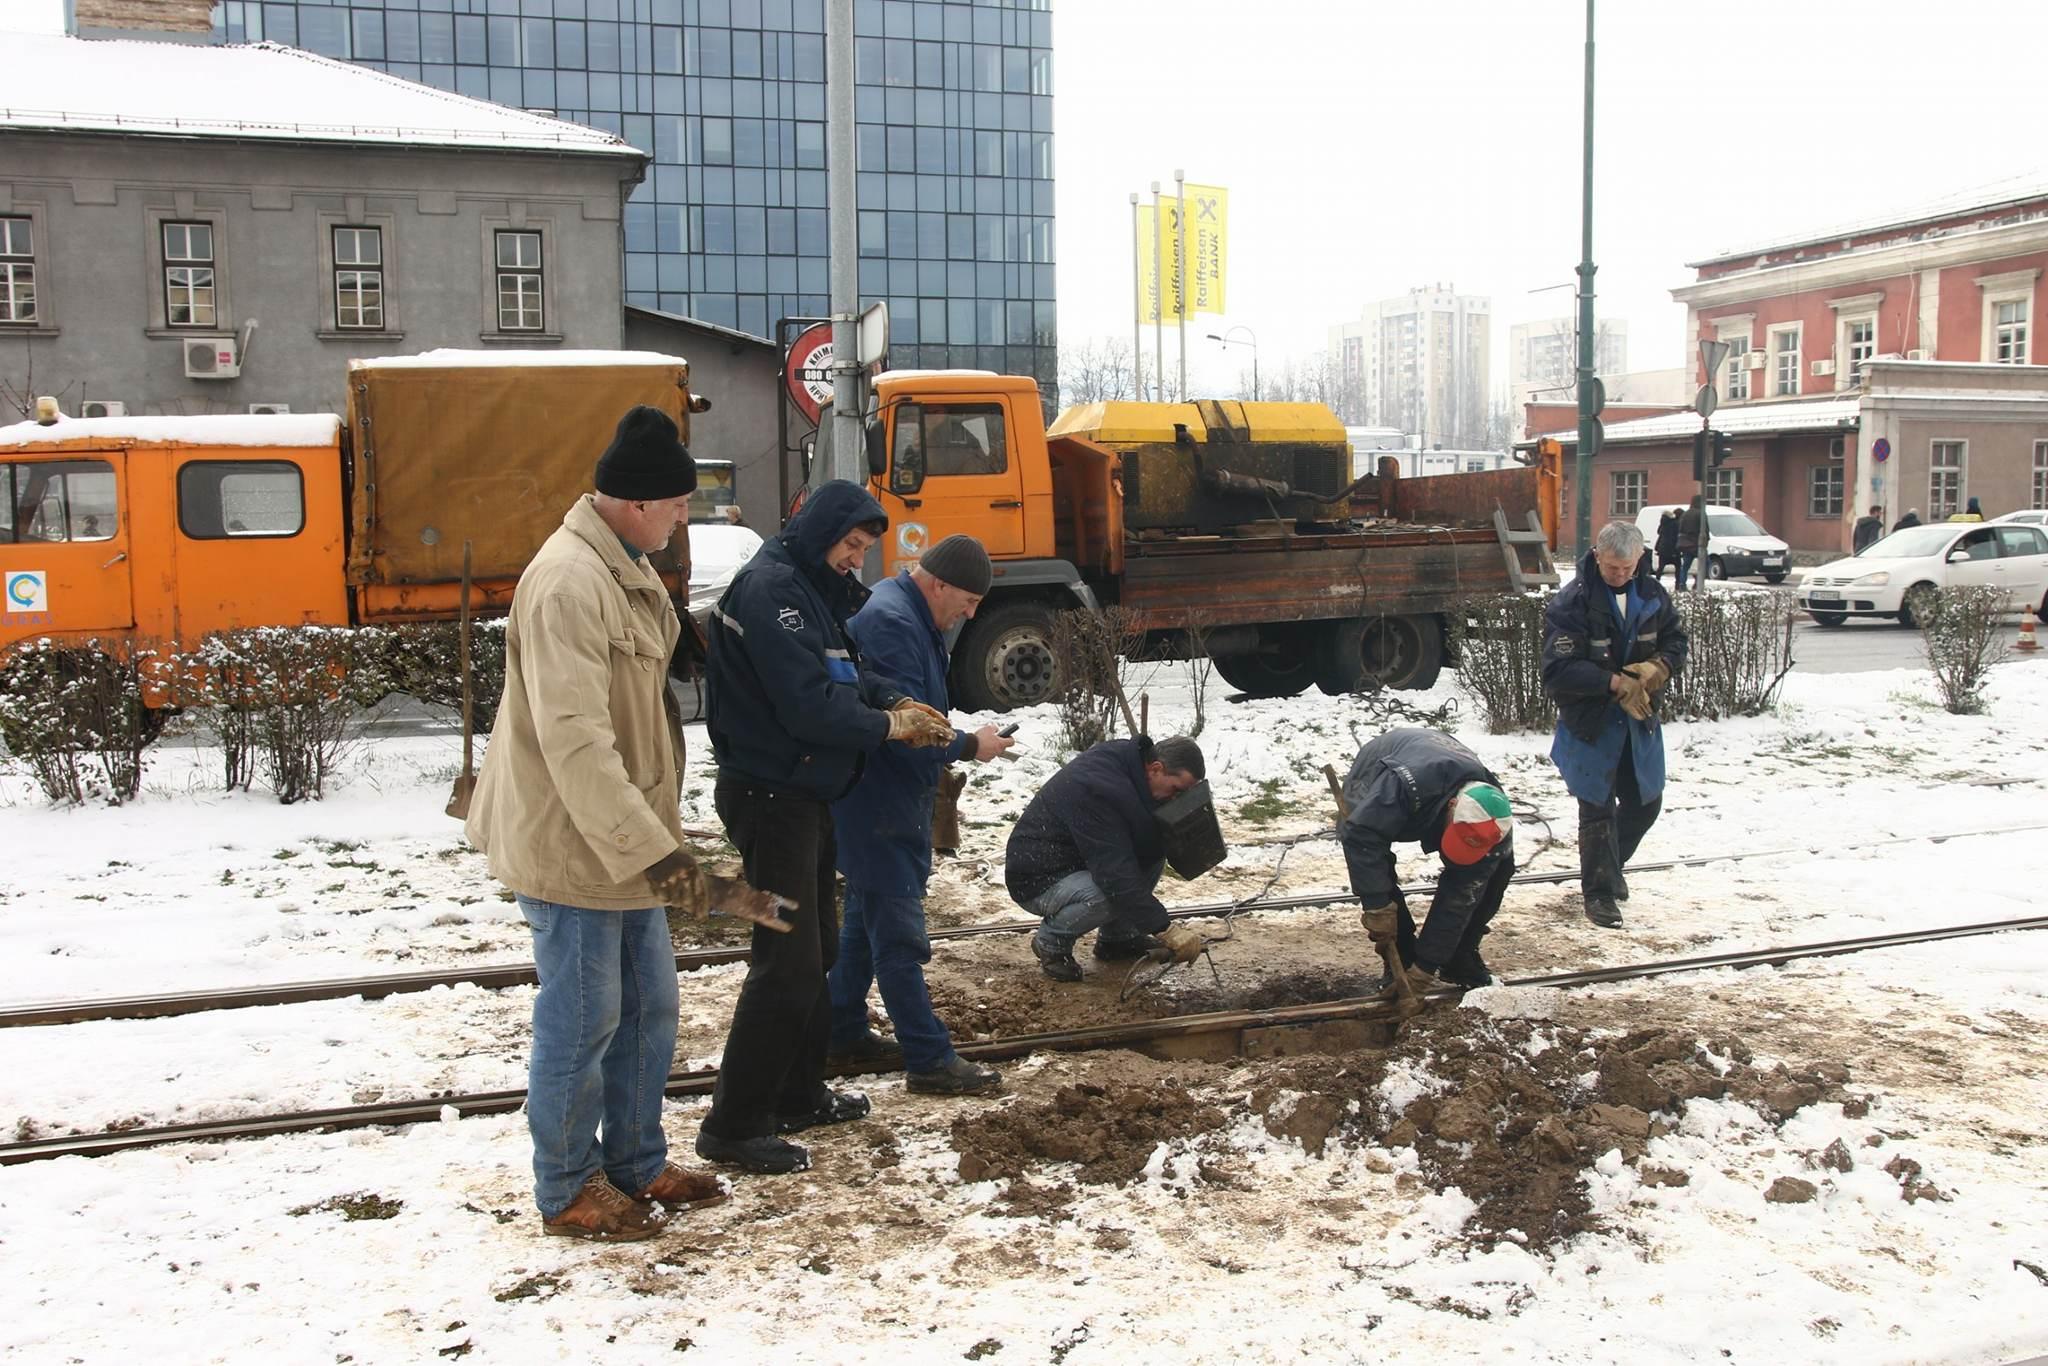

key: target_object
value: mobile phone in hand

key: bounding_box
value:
[998,722,1020,737]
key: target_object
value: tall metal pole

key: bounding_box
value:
[1572,0,1598,562]
[1150,180,1165,402]
[1174,167,1188,403]
[825,0,863,485]
[1129,192,1143,400]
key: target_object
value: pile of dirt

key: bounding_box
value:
[951,1079,1230,1189]
[945,1010,1861,1255]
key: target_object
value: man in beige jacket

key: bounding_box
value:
[468,405,769,1242]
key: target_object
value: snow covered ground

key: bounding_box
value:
[3,656,2047,1364]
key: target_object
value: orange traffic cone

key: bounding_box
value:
[2019,609,2042,653]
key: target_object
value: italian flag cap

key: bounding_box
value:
[1443,782,1513,864]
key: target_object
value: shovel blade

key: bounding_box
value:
[445,773,476,820]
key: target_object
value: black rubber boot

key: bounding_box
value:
[906,1055,1003,1096]
[775,1087,870,1134]
[1032,937,1083,982]
[695,1128,811,1174]
[825,1032,904,1071]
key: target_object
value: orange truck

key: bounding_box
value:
[0,351,706,665]
[850,371,1560,710]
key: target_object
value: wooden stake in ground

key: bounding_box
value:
[444,541,477,819]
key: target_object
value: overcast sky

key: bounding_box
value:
[1053,0,2048,397]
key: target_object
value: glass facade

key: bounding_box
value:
[212,0,1057,384]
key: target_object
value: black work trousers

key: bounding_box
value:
[1578,734,1662,897]
[704,781,839,1141]
[1391,835,1515,972]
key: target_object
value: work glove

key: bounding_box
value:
[1623,658,1671,694]
[645,848,705,909]
[647,850,793,932]
[1611,669,1653,722]
[1359,902,1400,943]
[886,698,957,748]
[1154,924,1205,964]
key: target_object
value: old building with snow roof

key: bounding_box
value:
[0,31,648,419]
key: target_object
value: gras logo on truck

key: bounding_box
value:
[5,570,48,615]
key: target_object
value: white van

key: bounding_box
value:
[1634,504,1791,582]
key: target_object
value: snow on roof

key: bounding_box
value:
[1692,170,2048,267]
[1537,397,1860,448]
[0,412,342,448]
[0,34,639,157]
[351,350,688,370]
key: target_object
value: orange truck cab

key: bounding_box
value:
[1,413,351,657]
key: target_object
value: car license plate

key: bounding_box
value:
[1809,590,1842,603]
[1763,555,1784,565]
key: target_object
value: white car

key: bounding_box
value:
[687,522,764,618]
[1991,508,2048,528]
[1634,504,1791,582]
[1799,520,2048,627]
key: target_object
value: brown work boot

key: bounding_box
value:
[541,1171,666,1242]
[633,1162,729,1213]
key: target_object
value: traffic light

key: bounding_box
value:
[1691,430,1708,482]
[1711,430,1734,468]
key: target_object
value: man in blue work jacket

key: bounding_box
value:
[828,535,1015,1096]
[1542,519,1689,930]
[697,480,957,1176]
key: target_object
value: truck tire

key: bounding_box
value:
[1316,614,1444,694]
[1210,649,1318,699]
[953,600,1061,712]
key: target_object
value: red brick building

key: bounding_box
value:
[1545,179,2048,554]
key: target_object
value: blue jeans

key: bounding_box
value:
[518,895,679,1218]
[828,889,955,1073]
[1027,861,1165,957]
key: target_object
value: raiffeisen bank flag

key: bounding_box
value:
[1135,185,1230,322]
[1183,183,1229,316]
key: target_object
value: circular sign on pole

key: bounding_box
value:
[1695,383,1718,420]
[1871,437,1891,464]
[784,321,835,426]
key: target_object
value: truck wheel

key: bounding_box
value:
[953,601,1061,712]
[1210,649,1318,699]
[1317,614,1444,693]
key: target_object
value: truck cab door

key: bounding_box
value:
[0,455,134,648]
[881,399,1027,573]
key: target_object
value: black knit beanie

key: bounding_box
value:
[918,534,992,595]
[595,405,697,500]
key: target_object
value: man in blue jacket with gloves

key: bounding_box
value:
[1542,520,1689,930]
[828,535,1015,1096]
[698,480,957,1175]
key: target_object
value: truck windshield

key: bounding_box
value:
[3,460,118,542]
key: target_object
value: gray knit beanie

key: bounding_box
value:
[918,534,992,595]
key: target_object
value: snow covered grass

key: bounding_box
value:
[3,657,2047,1361]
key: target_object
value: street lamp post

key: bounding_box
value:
[1207,326,1259,401]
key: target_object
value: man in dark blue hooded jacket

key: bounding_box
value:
[697,480,956,1175]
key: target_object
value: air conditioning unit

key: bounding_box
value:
[1745,351,1766,369]
[1810,359,1835,377]
[80,400,128,419]
[183,336,241,380]
[1828,436,1846,460]
[247,402,291,415]
[1905,349,1929,361]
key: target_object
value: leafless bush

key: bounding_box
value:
[0,639,154,804]
[1049,606,1142,754]
[1921,584,2010,715]
[1183,616,1217,739]
[378,620,507,731]
[1666,589,1798,721]
[1448,592,1556,734]
[192,627,383,803]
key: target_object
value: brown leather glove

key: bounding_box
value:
[1624,658,1671,693]
[1154,925,1205,964]
[1359,902,1400,943]
[1611,670,1653,721]
[645,848,706,911]
[886,698,956,748]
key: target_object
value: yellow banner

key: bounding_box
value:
[1135,187,1228,323]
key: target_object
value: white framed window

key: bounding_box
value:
[1842,316,1876,387]
[1770,324,1801,397]
[1976,270,2037,365]
[332,226,384,330]
[2033,439,2047,510]
[1992,297,2030,364]
[1609,470,1647,517]
[495,229,544,332]
[1929,440,1965,519]
[0,216,36,325]
[1809,464,1843,517]
[163,221,216,328]
[1721,335,1751,401]
[1706,467,1743,507]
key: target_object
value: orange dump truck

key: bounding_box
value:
[852,372,1560,710]
[0,351,705,661]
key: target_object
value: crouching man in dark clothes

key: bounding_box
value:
[697,479,956,1175]
[1006,735,1207,981]
[1340,727,1516,1008]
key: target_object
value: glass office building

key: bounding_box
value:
[212,0,1057,383]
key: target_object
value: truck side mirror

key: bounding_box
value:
[864,420,886,478]
[889,404,926,495]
